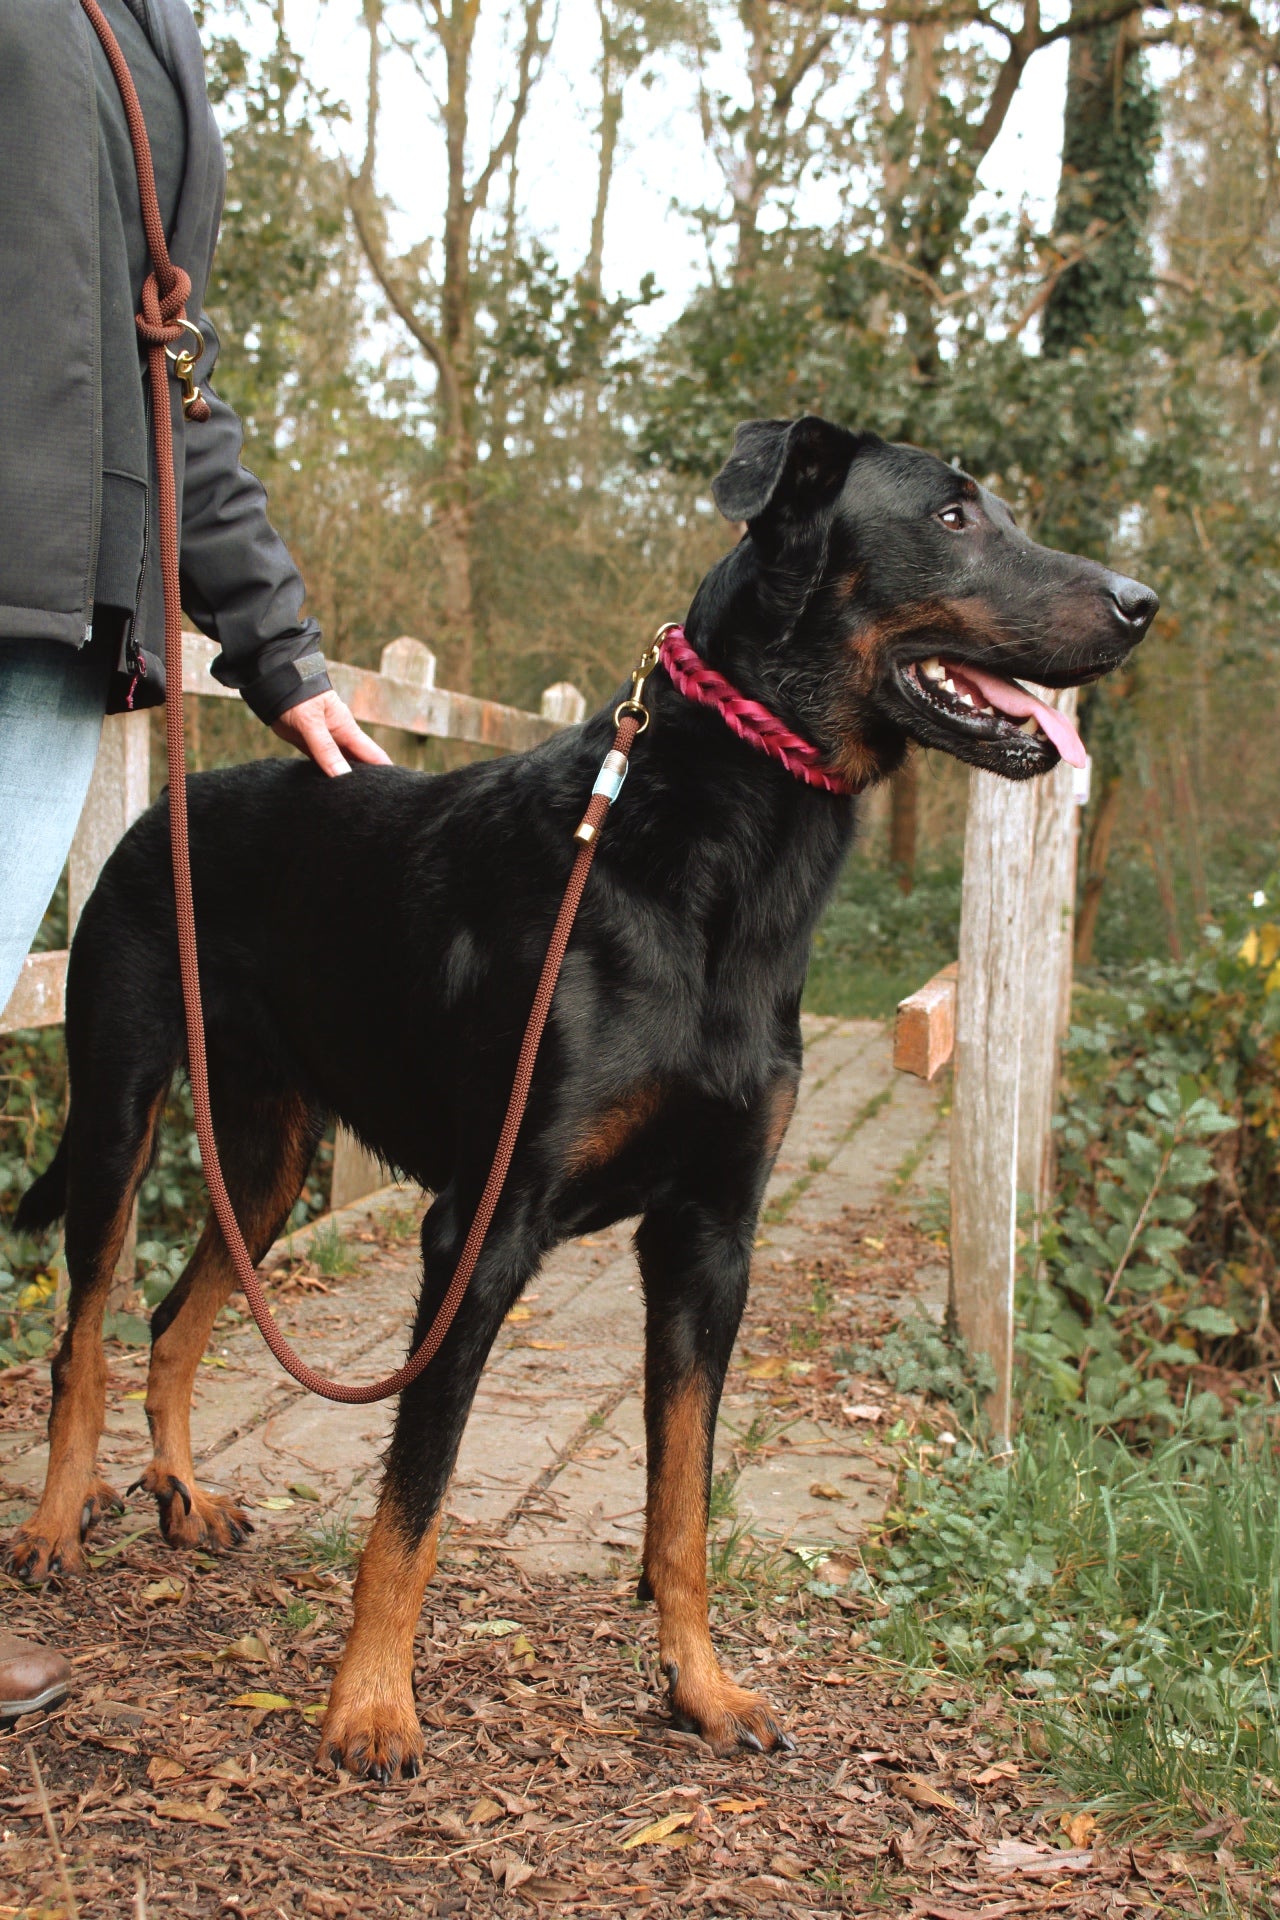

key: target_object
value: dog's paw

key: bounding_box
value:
[79,1477,124,1540]
[129,1465,253,1551]
[666,1663,796,1757]
[315,1688,424,1783]
[4,1520,87,1583]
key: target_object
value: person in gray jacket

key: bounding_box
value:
[0,0,390,1717]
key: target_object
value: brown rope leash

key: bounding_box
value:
[80,0,650,1405]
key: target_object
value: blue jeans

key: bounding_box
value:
[0,626,115,1016]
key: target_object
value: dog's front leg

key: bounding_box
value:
[636,1199,794,1756]
[317,1188,536,1781]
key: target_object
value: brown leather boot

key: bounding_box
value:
[0,1633,72,1719]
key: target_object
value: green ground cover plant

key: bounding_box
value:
[849,885,1280,1875]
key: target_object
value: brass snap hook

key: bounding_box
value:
[165,320,206,419]
[613,623,678,732]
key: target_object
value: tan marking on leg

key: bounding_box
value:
[318,1501,440,1779]
[643,1377,790,1754]
[6,1091,164,1581]
[141,1096,314,1551]
[763,1076,798,1161]
[566,1081,663,1176]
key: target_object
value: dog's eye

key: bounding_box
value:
[936,505,967,531]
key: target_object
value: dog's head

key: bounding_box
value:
[685,415,1158,785]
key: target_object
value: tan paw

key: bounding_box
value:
[4,1518,87,1583]
[128,1465,253,1550]
[3,1474,124,1581]
[316,1686,424,1783]
[667,1665,795,1756]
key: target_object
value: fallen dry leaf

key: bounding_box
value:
[982,1840,1094,1876]
[155,1799,232,1831]
[842,1403,886,1422]
[619,1810,694,1850]
[146,1755,185,1786]
[744,1355,792,1379]
[1060,1809,1098,1849]
[216,1633,271,1665]
[138,1576,185,1606]
[970,1761,1020,1786]
[228,1691,294,1712]
[893,1774,960,1813]
[467,1796,504,1827]
[809,1481,843,1500]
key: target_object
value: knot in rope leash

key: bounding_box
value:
[657,625,859,795]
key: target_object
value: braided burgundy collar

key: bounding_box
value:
[658,627,860,796]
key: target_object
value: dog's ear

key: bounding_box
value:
[712,416,867,527]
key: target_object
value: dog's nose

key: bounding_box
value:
[1106,573,1159,631]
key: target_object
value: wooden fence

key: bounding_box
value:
[4,650,1081,1438]
[0,633,585,1219]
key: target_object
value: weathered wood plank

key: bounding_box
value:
[949,770,1036,1447]
[68,710,152,934]
[329,1129,391,1212]
[180,632,565,752]
[1016,689,1081,1215]
[894,962,958,1081]
[950,689,1084,1444]
[0,950,68,1034]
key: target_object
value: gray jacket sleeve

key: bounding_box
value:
[178,310,332,724]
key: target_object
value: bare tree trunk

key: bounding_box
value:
[348,0,546,693]
[889,758,919,893]
[580,1,624,494]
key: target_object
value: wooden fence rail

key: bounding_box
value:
[0,634,585,1219]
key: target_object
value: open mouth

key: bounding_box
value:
[901,657,1088,767]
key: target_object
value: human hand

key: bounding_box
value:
[272,690,393,777]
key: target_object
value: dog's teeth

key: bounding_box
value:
[958,692,975,708]
[1018,717,1040,735]
[922,658,945,681]
[942,677,957,695]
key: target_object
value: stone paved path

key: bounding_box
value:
[1,1018,948,1576]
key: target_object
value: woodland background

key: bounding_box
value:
[190,0,1280,986]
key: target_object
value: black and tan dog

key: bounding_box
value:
[7,417,1156,1778]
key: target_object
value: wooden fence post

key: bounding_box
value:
[540,683,586,725]
[68,710,152,1295]
[950,771,1035,1447]
[68,711,151,932]
[949,689,1081,1445]
[1015,690,1080,1216]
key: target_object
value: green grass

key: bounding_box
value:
[803,856,962,1019]
[301,1510,364,1571]
[307,1220,358,1278]
[858,1407,1280,1866]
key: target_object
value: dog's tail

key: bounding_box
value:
[14,1133,69,1234]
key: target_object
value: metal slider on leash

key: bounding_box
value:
[573,626,674,844]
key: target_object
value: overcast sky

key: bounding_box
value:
[243,1,1072,336]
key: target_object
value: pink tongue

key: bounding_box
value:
[949,666,1088,769]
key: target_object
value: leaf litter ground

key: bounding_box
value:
[2,1204,1271,1916]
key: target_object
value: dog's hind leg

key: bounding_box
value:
[317,1184,541,1781]
[6,1077,168,1582]
[635,1179,795,1756]
[133,1086,324,1552]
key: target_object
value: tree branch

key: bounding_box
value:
[468,0,548,214]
